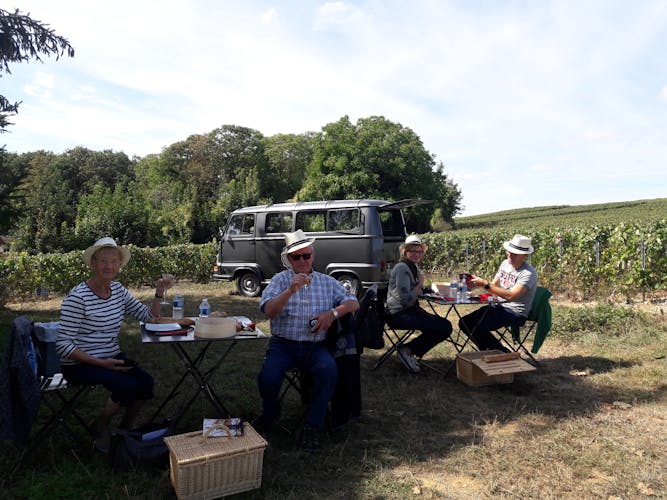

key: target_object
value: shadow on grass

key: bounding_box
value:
[1,297,664,499]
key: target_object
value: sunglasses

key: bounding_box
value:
[288,252,312,261]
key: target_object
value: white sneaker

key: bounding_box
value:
[397,346,420,373]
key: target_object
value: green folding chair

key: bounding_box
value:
[495,286,552,365]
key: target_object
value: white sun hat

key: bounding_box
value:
[399,234,428,257]
[82,237,131,268]
[503,234,534,255]
[280,229,315,269]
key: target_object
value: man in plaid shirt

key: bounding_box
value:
[257,230,358,451]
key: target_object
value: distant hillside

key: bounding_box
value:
[453,198,667,231]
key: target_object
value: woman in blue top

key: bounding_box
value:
[385,235,452,373]
[56,237,170,452]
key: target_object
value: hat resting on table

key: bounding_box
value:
[503,234,534,255]
[83,237,131,268]
[280,229,315,269]
[399,234,428,258]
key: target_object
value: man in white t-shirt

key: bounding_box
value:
[459,234,538,351]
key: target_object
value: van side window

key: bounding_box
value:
[328,209,360,232]
[379,209,403,236]
[266,212,293,233]
[226,214,254,236]
[296,211,325,232]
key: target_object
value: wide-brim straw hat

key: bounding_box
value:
[280,229,315,269]
[83,237,131,268]
[503,234,534,255]
[399,234,428,257]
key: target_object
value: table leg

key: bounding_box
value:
[152,342,232,427]
[425,300,492,376]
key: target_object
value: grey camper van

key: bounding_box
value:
[213,199,427,296]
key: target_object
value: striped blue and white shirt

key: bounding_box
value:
[260,270,358,342]
[56,281,152,365]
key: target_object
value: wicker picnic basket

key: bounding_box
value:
[164,422,268,499]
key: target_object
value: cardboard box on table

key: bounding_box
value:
[431,282,451,296]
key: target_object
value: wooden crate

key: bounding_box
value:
[164,422,268,500]
[456,350,536,386]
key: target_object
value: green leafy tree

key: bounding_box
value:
[0,150,31,232]
[74,182,159,247]
[0,8,74,135]
[15,151,77,252]
[263,132,315,202]
[133,153,193,245]
[68,147,134,193]
[207,125,273,225]
[15,148,135,252]
[297,115,461,231]
[160,134,213,243]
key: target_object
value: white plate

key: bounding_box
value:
[144,322,184,332]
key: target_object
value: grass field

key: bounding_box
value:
[1,281,665,499]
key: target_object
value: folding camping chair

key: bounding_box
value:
[279,368,309,408]
[373,324,419,372]
[12,317,96,464]
[276,293,371,431]
[368,286,417,372]
[372,289,452,375]
[494,286,552,365]
[279,283,379,396]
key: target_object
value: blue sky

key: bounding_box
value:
[3,0,666,216]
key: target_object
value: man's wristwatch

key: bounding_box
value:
[484,282,491,290]
[331,308,339,319]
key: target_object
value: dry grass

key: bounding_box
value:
[1,282,665,499]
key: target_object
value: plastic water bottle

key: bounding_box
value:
[172,292,184,319]
[449,279,458,300]
[198,298,210,318]
[459,278,468,302]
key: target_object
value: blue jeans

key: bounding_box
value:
[458,305,526,351]
[386,306,452,358]
[257,336,337,430]
[61,353,154,407]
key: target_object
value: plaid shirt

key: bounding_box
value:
[260,270,358,342]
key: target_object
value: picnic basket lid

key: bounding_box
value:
[164,422,267,465]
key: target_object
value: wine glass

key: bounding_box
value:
[161,274,175,305]
[302,274,315,329]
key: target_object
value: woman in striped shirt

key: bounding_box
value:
[56,237,169,452]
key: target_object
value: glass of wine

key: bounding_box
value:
[161,274,175,305]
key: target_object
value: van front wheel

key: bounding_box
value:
[336,274,360,296]
[236,272,261,297]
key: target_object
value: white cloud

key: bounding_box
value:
[5,0,667,216]
[659,85,667,103]
[23,72,55,98]
[313,2,360,30]
[528,164,552,172]
[261,7,277,25]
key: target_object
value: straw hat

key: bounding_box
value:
[503,234,534,255]
[399,234,428,258]
[83,237,131,268]
[280,229,315,269]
